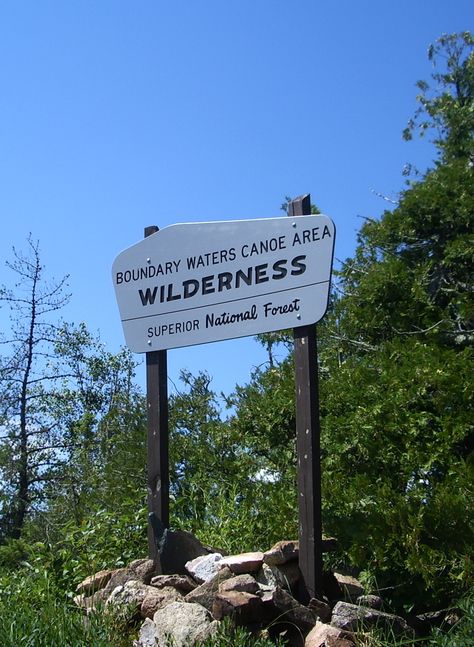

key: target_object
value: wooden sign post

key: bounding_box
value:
[115,213,333,575]
[144,225,169,560]
[288,195,324,602]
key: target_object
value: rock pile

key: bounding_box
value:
[74,534,416,646]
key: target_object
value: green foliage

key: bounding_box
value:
[336,159,473,351]
[168,369,298,553]
[0,537,29,568]
[50,504,148,586]
[429,592,474,646]
[228,359,296,473]
[0,506,147,595]
[209,32,474,613]
[318,33,474,610]
[0,567,133,647]
[320,338,473,607]
[403,31,474,161]
[338,34,473,358]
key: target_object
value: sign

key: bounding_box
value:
[112,215,335,352]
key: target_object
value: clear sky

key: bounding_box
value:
[0,2,472,398]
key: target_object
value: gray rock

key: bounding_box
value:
[140,586,184,619]
[263,540,299,566]
[269,586,317,632]
[333,573,364,602]
[184,566,234,611]
[101,567,137,599]
[129,559,151,571]
[160,529,211,575]
[185,553,223,583]
[305,621,356,647]
[213,590,264,625]
[356,594,383,610]
[219,551,264,574]
[90,560,159,602]
[256,561,300,592]
[150,574,197,593]
[106,580,155,621]
[308,597,332,622]
[153,601,218,647]
[325,639,356,647]
[134,618,158,647]
[218,574,260,595]
[331,601,414,636]
[73,592,101,614]
[414,607,462,634]
[131,559,158,584]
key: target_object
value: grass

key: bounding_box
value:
[0,561,472,647]
[0,567,133,647]
[428,593,474,647]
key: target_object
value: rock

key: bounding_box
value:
[218,573,260,595]
[184,566,234,611]
[268,586,317,632]
[356,594,383,609]
[333,573,364,602]
[305,622,356,647]
[129,558,150,570]
[331,601,414,636]
[150,574,197,593]
[159,529,211,575]
[76,568,115,595]
[212,590,264,625]
[219,551,264,575]
[415,607,462,632]
[73,593,101,614]
[83,560,158,603]
[263,540,299,565]
[130,559,158,584]
[308,597,332,622]
[153,601,218,647]
[408,608,462,636]
[134,617,158,647]
[102,567,138,599]
[322,571,343,602]
[326,637,356,647]
[140,585,184,619]
[256,561,300,592]
[106,580,155,621]
[185,553,223,583]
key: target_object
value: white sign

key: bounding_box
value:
[112,216,335,352]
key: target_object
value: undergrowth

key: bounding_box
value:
[0,557,472,646]
[0,567,133,647]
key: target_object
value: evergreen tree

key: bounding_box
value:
[230,32,474,609]
[319,32,474,607]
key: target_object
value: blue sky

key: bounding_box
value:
[0,2,472,397]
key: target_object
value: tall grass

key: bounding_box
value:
[0,567,132,647]
[428,593,474,647]
[1,552,472,646]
